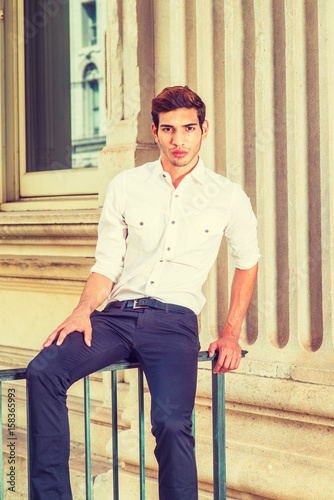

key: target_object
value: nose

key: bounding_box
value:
[172,128,185,147]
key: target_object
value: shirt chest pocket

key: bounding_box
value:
[125,208,165,252]
[186,210,225,251]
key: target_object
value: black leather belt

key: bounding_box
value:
[107,298,195,314]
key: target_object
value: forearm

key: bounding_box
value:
[220,263,258,339]
[208,263,258,373]
[76,272,114,314]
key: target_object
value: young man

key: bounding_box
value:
[27,86,260,499]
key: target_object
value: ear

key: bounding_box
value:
[201,120,209,140]
[151,123,159,143]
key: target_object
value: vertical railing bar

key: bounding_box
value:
[0,381,4,500]
[111,370,119,500]
[84,376,92,500]
[212,369,226,500]
[138,368,146,500]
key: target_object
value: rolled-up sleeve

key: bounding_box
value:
[90,173,127,283]
[224,184,261,269]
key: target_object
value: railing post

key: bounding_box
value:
[112,370,119,499]
[192,407,196,452]
[0,381,3,500]
[138,368,145,500]
[212,370,226,500]
[84,376,92,500]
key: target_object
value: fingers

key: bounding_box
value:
[56,323,91,347]
[56,328,72,346]
[213,348,241,374]
[208,341,218,357]
[41,320,92,349]
[42,329,61,350]
[83,326,92,347]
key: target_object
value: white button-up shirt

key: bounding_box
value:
[91,158,260,314]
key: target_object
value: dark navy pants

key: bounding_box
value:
[26,304,200,499]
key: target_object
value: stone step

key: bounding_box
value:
[1,427,112,499]
[93,465,218,500]
[1,374,134,471]
[2,427,228,500]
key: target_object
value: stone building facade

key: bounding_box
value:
[0,1,333,499]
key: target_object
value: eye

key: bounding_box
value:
[186,126,196,131]
[161,127,173,133]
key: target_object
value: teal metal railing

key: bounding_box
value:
[0,350,246,500]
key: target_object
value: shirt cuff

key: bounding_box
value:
[232,255,261,270]
[90,263,121,284]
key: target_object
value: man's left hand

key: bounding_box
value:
[208,336,242,374]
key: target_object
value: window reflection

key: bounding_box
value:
[82,1,97,46]
[24,0,106,173]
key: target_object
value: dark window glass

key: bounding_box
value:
[24,0,106,173]
[82,1,97,46]
[24,0,71,171]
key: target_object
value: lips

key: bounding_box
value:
[172,150,188,158]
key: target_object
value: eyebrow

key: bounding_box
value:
[159,122,199,128]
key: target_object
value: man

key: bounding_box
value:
[27,86,260,499]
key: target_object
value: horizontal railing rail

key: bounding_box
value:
[0,350,247,500]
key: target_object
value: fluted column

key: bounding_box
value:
[99,0,157,204]
[318,0,334,350]
[254,0,277,349]
[153,0,187,92]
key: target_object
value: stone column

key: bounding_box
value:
[97,1,334,497]
[98,0,157,205]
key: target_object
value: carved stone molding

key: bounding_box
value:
[0,255,93,281]
[0,210,100,239]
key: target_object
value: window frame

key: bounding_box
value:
[2,0,100,203]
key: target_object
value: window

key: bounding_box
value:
[71,63,105,169]
[82,1,97,46]
[83,63,100,138]
[24,0,72,173]
[20,0,106,197]
[83,64,100,137]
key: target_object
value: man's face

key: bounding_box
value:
[152,107,208,171]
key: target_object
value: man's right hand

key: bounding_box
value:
[42,304,92,349]
[41,272,114,350]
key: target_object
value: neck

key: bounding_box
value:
[162,158,199,189]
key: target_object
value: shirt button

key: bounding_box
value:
[140,222,144,226]
[171,220,175,224]
[167,247,171,251]
[205,229,209,233]
[175,194,179,198]
[150,281,155,285]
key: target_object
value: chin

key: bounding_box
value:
[169,155,191,167]
[172,159,188,166]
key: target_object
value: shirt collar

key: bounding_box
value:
[152,156,206,184]
[189,157,205,184]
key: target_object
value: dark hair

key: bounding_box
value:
[151,86,206,131]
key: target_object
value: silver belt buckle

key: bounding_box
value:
[133,299,149,309]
